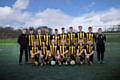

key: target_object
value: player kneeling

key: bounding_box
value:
[85,40,95,65]
[59,39,68,65]
[76,39,86,64]
[55,51,62,65]
[40,41,50,66]
[68,42,76,65]
[49,39,60,66]
[30,40,40,66]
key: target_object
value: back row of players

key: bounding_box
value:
[18,26,106,66]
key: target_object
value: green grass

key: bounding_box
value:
[0,33,120,80]
[0,38,17,45]
[105,33,120,43]
[0,43,120,80]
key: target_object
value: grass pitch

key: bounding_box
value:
[0,33,120,80]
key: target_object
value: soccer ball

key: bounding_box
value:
[70,60,75,65]
[50,60,56,66]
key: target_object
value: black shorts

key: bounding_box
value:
[70,55,75,60]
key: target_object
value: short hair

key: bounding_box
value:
[98,28,102,30]
[69,27,73,29]
[78,25,82,28]
[55,29,58,31]
[88,27,92,29]
[37,27,41,30]
[22,28,27,30]
[61,27,64,30]
[29,27,34,31]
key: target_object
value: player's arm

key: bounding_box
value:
[79,49,84,56]
[89,51,94,57]
[87,45,95,58]
[56,50,60,58]
[84,46,88,56]
[39,50,43,58]
[77,48,84,56]
[47,46,51,57]
[36,50,40,55]
[84,49,87,56]
[30,50,34,58]
[64,45,69,55]
[77,49,79,56]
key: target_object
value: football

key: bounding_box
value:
[50,60,56,66]
[70,60,75,65]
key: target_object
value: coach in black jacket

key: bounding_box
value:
[17,29,28,64]
[95,28,106,64]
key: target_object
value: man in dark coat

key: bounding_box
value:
[95,28,106,64]
[17,29,28,64]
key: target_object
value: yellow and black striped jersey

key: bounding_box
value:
[77,44,85,52]
[68,44,76,55]
[59,45,68,57]
[76,31,86,44]
[67,32,76,45]
[50,34,60,46]
[36,34,43,46]
[30,46,39,54]
[43,34,50,46]
[60,33,67,44]
[85,44,95,53]
[49,45,59,57]
[28,34,36,46]
[86,32,95,44]
[40,46,49,56]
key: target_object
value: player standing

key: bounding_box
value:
[17,29,28,64]
[95,28,106,64]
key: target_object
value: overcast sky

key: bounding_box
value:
[0,0,120,32]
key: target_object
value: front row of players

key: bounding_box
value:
[30,39,94,66]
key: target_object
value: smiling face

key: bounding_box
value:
[29,30,33,34]
[22,29,26,34]
[42,41,45,46]
[98,28,102,34]
[33,40,37,46]
[51,39,55,45]
[55,29,58,35]
[61,39,65,45]
[69,27,73,32]
[79,39,83,45]
[61,28,65,33]
[78,26,82,32]
[37,29,41,34]
[88,27,92,33]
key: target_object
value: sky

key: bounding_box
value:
[0,0,120,32]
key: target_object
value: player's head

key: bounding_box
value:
[22,28,27,34]
[69,27,73,32]
[55,29,58,34]
[61,39,65,45]
[37,28,41,34]
[42,41,46,46]
[78,26,82,31]
[51,39,55,45]
[98,28,102,34]
[88,27,92,33]
[33,40,37,46]
[87,40,93,45]
[78,39,83,45]
[29,27,34,34]
[45,28,48,34]
[61,27,65,33]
